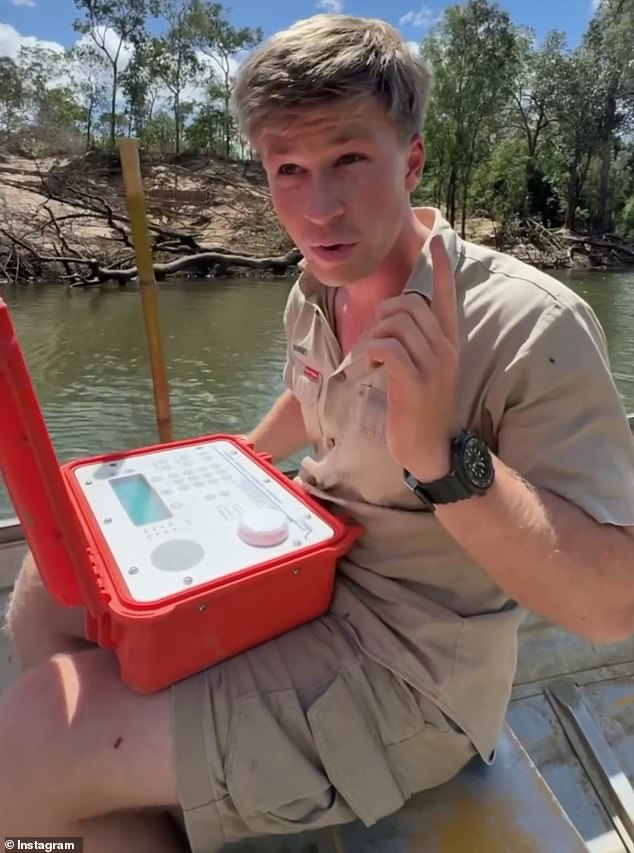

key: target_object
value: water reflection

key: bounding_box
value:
[1,269,633,520]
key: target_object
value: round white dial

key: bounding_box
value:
[237,507,290,547]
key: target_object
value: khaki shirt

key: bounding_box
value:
[282,207,634,762]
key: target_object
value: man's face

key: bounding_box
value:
[257,99,424,287]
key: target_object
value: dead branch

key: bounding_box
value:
[0,152,300,285]
[68,247,302,286]
[2,175,201,249]
[0,224,301,286]
[563,235,634,259]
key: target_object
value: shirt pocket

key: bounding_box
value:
[290,358,323,441]
[352,382,387,444]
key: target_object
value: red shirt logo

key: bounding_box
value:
[304,365,321,382]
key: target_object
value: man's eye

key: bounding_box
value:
[278,164,302,175]
[337,153,365,165]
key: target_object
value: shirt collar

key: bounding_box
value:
[402,207,463,301]
[295,207,463,304]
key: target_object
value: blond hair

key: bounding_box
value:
[232,14,433,146]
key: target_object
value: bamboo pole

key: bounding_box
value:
[118,138,173,444]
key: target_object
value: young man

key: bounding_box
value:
[2,13,634,853]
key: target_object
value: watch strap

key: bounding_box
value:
[417,469,474,504]
[404,430,493,508]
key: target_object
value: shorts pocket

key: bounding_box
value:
[224,689,352,835]
[307,669,405,826]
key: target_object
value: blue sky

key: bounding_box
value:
[0,0,598,61]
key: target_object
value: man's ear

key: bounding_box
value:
[405,133,425,192]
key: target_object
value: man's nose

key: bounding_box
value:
[303,177,344,225]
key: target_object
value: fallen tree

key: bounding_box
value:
[2,154,632,286]
[482,215,634,270]
[0,152,301,286]
[1,226,301,286]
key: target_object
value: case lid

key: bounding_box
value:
[0,299,90,607]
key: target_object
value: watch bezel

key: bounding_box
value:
[454,432,495,493]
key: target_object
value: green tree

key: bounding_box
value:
[471,137,528,244]
[191,1,262,156]
[14,47,83,149]
[421,0,522,236]
[582,0,634,231]
[69,44,110,149]
[553,48,603,230]
[0,58,24,143]
[512,30,565,163]
[73,0,159,148]
[186,86,226,154]
[143,109,177,152]
[146,0,200,154]
[120,45,165,142]
[619,195,634,236]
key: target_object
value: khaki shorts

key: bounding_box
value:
[165,611,476,853]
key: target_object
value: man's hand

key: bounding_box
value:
[245,388,309,464]
[365,234,459,481]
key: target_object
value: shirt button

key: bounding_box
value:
[327,437,336,448]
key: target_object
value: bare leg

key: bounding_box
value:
[0,648,188,852]
[1,553,189,852]
[4,551,93,670]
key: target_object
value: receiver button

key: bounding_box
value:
[238,508,289,547]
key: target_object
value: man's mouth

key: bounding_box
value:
[311,242,356,252]
[308,243,357,264]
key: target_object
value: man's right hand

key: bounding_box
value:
[245,389,309,465]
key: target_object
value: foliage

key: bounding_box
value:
[420,0,634,237]
[2,0,632,237]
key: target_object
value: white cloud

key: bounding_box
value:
[177,46,245,101]
[0,23,135,102]
[0,22,64,59]
[399,6,436,28]
[0,21,133,74]
[75,26,133,74]
[407,41,420,56]
[0,20,248,112]
[590,0,601,10]
[316,0,344,13]
[10,0,36,7]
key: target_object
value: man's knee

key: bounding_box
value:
[4,551,88,663]
[0,657,65,820]
[4,551,40,640]
[0,648,178,827]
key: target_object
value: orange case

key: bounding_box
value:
[0,299,362,693]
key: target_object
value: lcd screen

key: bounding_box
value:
[110,474,172,526]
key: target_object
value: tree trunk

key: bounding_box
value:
[460,184,468,239]
[595,93,616,232]
[446,168,458,229]
[175,93,181,156]
[224,85,231,157]
[85,103,93,151]
[110,65,118,149]
[565,167,578,231]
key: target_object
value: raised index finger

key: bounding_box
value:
[429,233,458,346]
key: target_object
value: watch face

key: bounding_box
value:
[463,436,493,489]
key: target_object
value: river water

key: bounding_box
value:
[1,269,633,521]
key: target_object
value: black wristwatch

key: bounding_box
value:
[404,430,494,510]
